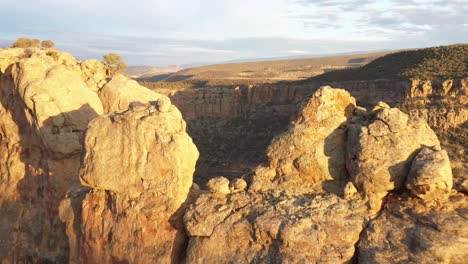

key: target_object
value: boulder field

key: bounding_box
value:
[0,48,466,263]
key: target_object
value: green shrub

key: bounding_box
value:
[103,53,128,77]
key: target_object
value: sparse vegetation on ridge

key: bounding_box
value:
[103,52,128,77]
[12,37,41,48]
[309,44,468,82]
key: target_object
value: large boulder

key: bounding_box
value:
[347,106,440,203]
[79,103,199,263]
[406,147,453,202]
[252,86,355,192]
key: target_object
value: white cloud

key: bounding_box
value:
[1,0,466,65]
[287,50,312,55]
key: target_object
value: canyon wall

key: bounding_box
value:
[152,78,467,186]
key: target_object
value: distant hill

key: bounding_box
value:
[309,44,468,82]
[139,50,393,84]
[124,65,183,79]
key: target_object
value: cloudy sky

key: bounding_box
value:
[1,0,467,66]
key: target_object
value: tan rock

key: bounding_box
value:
[80,189,188,264]
[207,177,231,194]
[80,104,198,203]
[347,107,440,202]
[343,182,358,199]
[80,59,108,92]
[185,191,371,263]
[229,178,247,193]
[78,103,199,262]
[371,101,390,112]
[253,86,356,192]
[98,74,167,113]
[406,147,453,202]
[0,48,106,262]
[358,193,468,263]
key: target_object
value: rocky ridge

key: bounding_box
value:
[0,48,466,263]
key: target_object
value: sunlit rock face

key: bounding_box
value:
[0,47,195,263]
[251,86,356,193]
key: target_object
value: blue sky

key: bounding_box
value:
[1,0,467,66]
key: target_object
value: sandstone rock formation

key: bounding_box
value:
[206,176,231,194]
[359,193,468,264]
[0,47,196,263]
[347,106,440,204]
[251,86,356,192]
[185,191,371,264]
[78,103,198,263]
[184,87,465,263]
[99,74,166,113]
[151,78,467,188]
[1,46,466,263]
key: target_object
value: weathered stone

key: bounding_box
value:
[347,107,440,202]
[99,74,167,113]
[80,104,198,203]
[0,48,105,262]
[78,103,199,262]
[406,147,453,202]
[343,182,358,199]
[207,177,231,195]
[253,86,356,192]
[230,178,247,193]
[185,191,371,263]
[358,193,468,264]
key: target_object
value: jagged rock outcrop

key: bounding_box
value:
[151,78,467,188]
[1,46,466,263]
[251,86,355,192]
[78,104,199,263]
[184,87,465,263]
[346,106,440,205]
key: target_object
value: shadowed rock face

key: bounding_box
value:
[0,48,106,262]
